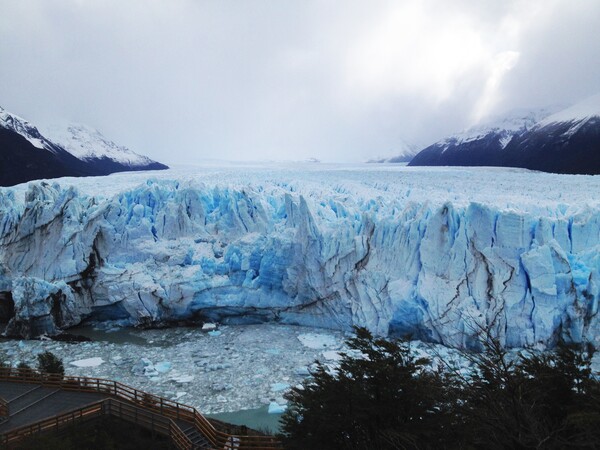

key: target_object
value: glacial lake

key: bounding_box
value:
[0,323,353,432]
[0,323,488,433]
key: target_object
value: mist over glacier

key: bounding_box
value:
[1,163,600,349]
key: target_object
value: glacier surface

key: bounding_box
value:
[1,163,600,349]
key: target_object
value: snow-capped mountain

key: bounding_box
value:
[367,139,419,163]
[0,106,94,186]
[500,94,600,174]
[0,106,71,155]
[410,95,600,174]
[0,106,168,186]
[41,122,166,169]
[538,93,600,127]
[409,107,558,167]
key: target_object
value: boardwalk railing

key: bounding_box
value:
[0,396,8,418]
[0,367,282,449]
[0,398,194,449]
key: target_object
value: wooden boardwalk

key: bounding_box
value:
[0,370,282,449]
[0,382,106,432]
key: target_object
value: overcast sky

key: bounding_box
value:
[1,0,600,164]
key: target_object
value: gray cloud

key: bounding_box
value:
[1,0,600,163]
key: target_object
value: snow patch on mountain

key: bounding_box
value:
[0,106,52,151]
[42,122,156,167]
[440,106,561,151]
[539,93,600,126]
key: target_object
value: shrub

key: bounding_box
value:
[37,351,64,377]
[17,361,32,370]
[0,351,9,369]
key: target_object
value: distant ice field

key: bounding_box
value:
[8,162,600,215]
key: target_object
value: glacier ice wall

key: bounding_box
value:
[1,176,600,349]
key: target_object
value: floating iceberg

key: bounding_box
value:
[270,382,289,392]
[155,361,172,373]
[268,402,287,414]
[297,333,338,349]
[70,357,104,368]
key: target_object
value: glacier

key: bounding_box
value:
[1,163,600,349]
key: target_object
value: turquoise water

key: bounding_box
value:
[207,406,283,433]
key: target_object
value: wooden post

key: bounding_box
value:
[151,411,155,436]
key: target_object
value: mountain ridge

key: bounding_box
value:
[0,105,168,186]
[408,95,600,174]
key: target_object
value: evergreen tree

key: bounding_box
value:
[281,327,454,449]
[17,361,31,371]
[281,326,600,449]
[453,338,600,449]
[37,351,64,377]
